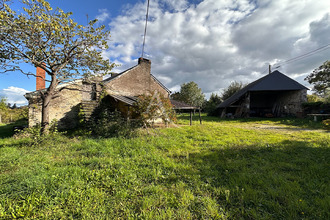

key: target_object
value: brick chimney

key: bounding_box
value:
[36,65,45,90]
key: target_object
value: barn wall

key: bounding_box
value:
[277,90,307,116]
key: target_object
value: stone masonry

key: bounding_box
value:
[25,58,170,129]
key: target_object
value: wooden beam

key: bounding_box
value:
[190,111,192,126]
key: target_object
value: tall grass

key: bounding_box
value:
[0,116,329,219]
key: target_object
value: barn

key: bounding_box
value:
[217,70,308,118]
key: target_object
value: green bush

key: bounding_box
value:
[322,119,330,129]
[91,109,142,138]
[13,120,62,145]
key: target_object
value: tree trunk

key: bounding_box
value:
[40,74,57,135]
[41,93,51,134]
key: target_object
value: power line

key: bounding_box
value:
[141,0,150,58]
[273,43,330,68]
[262,43,330,74]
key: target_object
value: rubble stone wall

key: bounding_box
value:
[278,89,307,116]
[105,59,169,98]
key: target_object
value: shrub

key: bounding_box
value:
[13,120,62,145]
[91,109,142,138]
[322,119,330,129]
[133,92,176,127]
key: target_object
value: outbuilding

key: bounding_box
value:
[217,70,308,118]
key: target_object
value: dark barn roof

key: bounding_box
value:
[218,70,308,108]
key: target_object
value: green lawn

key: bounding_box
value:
[0,116,329,219]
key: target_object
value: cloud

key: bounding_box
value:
[104,0,330,98]
[0,86,30,106]
[96,9,110,23]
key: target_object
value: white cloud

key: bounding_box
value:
[96,9,110,23]
[0,86,30,106]
[104,0,330,98]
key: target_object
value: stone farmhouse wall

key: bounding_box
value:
[28,82,85,128]
[105,58,169,98]
[26,58,170,129]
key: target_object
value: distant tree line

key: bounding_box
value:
[171,81,244,116]
[0,97,28,124]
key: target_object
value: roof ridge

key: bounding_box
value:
[103,64,139,83]
[151,74,171,94]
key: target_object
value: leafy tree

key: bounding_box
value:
[0,97,9,123]
[305,61,330,97]
[221,81,244,101]
[0,0,115,133]
[134,92,176,127]
[175,81,205,107]
[307,94,323,103]
[203,93,222,116]
[170,91,181,101]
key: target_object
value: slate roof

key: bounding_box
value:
[217,70,309,108]
[170,99,198,110]
[110,95,138,106]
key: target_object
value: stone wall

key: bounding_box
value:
[277,89,307,116]
[105,58,169,98]
[26,59,170,129]
[27,79,103,129]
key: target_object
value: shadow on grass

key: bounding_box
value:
[0,120,28,139]
[179,140,329,219]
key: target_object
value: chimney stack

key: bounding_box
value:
[36,65,45,90]
[138,57,151,75]
[138,57,151,65]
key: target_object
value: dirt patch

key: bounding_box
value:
[249,124,329,133]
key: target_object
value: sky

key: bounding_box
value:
[1,0,330,106]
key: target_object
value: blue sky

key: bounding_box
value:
[1,0,330,106]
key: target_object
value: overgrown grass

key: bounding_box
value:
[0,119,27,138]
[0,116,329,219]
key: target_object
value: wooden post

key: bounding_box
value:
[199,108,202,125]
[190,110,192,126]
[269,64,271,74]
[127,106,130,124]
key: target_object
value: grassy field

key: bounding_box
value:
[0,116,329,219]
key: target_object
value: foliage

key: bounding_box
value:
[305,60,330,97]
[0,0,115,133]
[307,94,323,102]
[0,97,28,124]
[170,91,181,100]
[133,92,176,127]
[0,97,8,123]
[203,93,222,116]
[13,119,60,146]
[322,119,330,129]
[0,117,329,219]
[221,81,245,101]
[91,109,141,138]
[172,81,205,107]
[324,89,330,104]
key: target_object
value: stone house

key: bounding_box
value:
[24,58,171,129]
[217,70,308,118]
